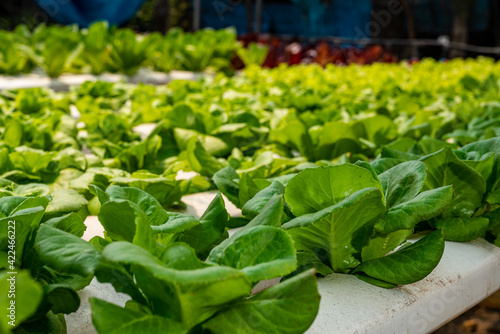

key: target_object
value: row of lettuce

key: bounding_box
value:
[1,60,500,333]
[0,58,498,208]
[0,22,270,77]
[0,22,401,78]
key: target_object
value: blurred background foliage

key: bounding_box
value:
[128,0,192,33]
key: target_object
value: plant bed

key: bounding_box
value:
[0,24,239,78]
[0,70,205,91]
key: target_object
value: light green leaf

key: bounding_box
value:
[0,197,48,265]
[283,188,385,273]
[362,229,414,262]
[151,213,199,234]
[285,164,384,217]
[238,173,262,208]
[246,194,285,228]
[208,225,296,282]
[271,118,314,160]
[186,137,225,177]
[101,242,252,328]
[0,271,43,333]
[44,212,86,238]
[44,189,88,220]
[110,172,182,208]
[313,121,361,160]
[98,200,155,253]
[105,186,168,226]
[160,243,209,270]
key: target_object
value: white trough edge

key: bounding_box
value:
[0,70,205,91]
[69,191,500,334]
[308,238,500,334]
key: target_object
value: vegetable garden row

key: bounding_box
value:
[2,58,500,333]
[0,22,396,79]
[0,22,242,77]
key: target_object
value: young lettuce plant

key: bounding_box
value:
[0,145,90,195]
[270,112,397,161]
[212,160,305,220]
[280,163,454,288]
[237,43,269,67]
[150,28,182,73]
[69,185,320,333]
[79,21,112,75]
[0,31,32,75]
[0,195,92,333]
[19,26,83,78]
[109,29,161,76]
[175,31,222,72]
[109,170,184,209]
[372,139,494,243]
[458,137,500,245]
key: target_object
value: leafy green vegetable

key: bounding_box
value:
[354,231,445,287]
[91,298,188,334]
[203,270,320,334]
[0,271,43,333]
[99,241,252,328]
[285,164,383,217]
[35,224,100,276]
[109,29,160,76]
[283,187,385,273]
[237,43,269,67]
[420,148,486,218]
[208,225,296,282]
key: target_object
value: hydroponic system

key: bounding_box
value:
[0,23,500,334]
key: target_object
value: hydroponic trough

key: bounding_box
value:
[68,191,500,334]
[0,70,203,91]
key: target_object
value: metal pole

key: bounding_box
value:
[401,0,417,58]
[255,0,262,34]
[193,0,201,31]
[155,0,170,34]
[246,0,254,34]
[493,0,500,49]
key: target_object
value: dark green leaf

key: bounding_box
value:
[431,217,489,242]
[203,270,320,334]
[91,298,187,334]
[353,231,445,287]
[35,224,100,276]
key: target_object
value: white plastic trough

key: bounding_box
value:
[0,70,204,91]
[67,191,500,334]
